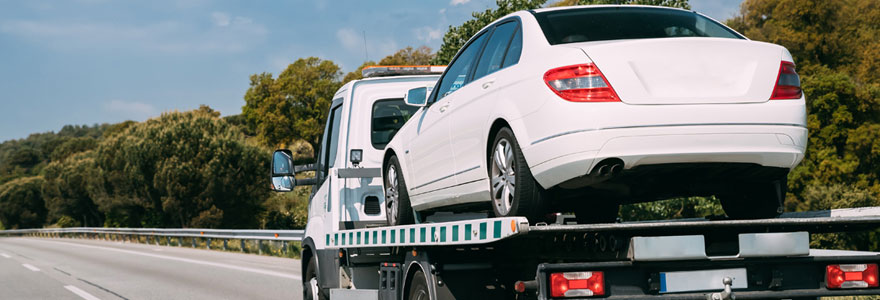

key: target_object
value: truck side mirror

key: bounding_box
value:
[404,87,428,107]
[271,150,295,192]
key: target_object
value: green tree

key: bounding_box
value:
[431,0,547,65]
[0,176,47,229]
[242,57,342,156]
[42,151,102,227]
[550,0,689,8]
[92,107,270,228]
[50,137,97,162]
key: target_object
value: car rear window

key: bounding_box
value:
[534,7,744,45]
[371,98,419,149]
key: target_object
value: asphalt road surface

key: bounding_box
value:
[0,237,302,300]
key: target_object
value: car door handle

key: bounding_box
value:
[482,79,496,89]
[439,103,450,113]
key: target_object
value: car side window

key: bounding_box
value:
[433,32,489,101]
[473,21,519,80]
[502,26,522,68]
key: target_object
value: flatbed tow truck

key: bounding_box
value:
[270,66,880,300]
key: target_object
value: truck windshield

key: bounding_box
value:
[372,98,419,149]
[534,7,743,45]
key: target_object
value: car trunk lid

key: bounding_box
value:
[565,38,785,105]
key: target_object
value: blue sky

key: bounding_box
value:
[0,0,742,142]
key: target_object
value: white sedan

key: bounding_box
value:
[382,5,806,225]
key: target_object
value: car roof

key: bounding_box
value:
[530,4,691,14]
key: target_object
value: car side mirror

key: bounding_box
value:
[404,87,429,107]
[271,150,295,192]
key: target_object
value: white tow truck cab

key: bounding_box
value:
[270,67,880,300]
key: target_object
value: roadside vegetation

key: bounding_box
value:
[1,0,878,252]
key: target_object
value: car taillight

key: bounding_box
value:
[550,271,605,297]
[827,264,879,289]
[544,64,620,102]
[770,61,802,100]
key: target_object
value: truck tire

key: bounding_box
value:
[407,269,430,300]
[304,256,326,300]
[385,155,415,226]
[489,127,545,223]
[719,178,786,219]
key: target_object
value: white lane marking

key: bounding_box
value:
[43,240,301,280]
[22,263,40,271]
[64,285,101,300]
[0,253,10,258]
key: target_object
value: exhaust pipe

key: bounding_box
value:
[590,159,624,177]
[609,163,622,175]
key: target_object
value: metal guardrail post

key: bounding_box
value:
[240,239,246,253]
[282,241,288,255]
[191,237,196,248]
[223,239,228,251]
[207,238,212,250]
[178,237,182,247]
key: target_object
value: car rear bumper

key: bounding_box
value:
[524,124,806,189]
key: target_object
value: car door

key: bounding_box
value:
[449,20,522,201]
[406,32,489,206]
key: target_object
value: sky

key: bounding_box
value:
[0,0,742,142]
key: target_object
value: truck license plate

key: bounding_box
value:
[660,268,747,293]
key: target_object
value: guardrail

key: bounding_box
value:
[0,227,304,254]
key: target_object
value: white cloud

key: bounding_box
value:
[211,12,231,27]
[414,26,443,43]
[0,15,268,55]
[336,28,362,53]
[450,0,471,5]
[103,100,158,120]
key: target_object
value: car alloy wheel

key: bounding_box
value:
[491,138,516,216]
[385,156,414,225]
[385,164,400,225]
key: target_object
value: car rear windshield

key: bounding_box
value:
[534,7,744,45]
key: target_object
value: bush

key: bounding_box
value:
[55,215,80,228]
[619,196,725,221]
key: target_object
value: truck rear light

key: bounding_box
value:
[550,271,604,297]
[770,61,802,100]
[826,264,879,289]
[544,64,620,102]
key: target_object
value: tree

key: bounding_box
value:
[431,0,547,65]
[0,176,47,229]
[42,151,102,227]
[92,107,270,228]
[550,0,689,8]
[242,57,342,157]
[726,0,880,213]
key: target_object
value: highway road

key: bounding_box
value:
[0,237,302,300]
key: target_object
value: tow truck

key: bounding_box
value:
[270,66,880,300]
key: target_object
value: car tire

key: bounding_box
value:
[385,155,415,226]
[488,127,545,222]
[719,177,786,219]
[407,269,430,300]
[304,256,326,300]
[573,200,620,224]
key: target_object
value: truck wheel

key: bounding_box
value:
[407,269,430,300]
[719,178,786,219]
[386,156,415,226]
[489,127,545,223]
[304,256,326,300]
